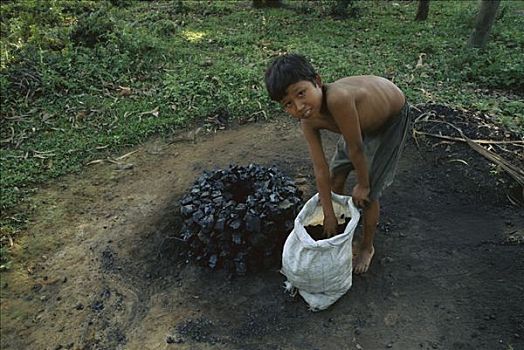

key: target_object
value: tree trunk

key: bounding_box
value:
[415,0,430,21]
[252,0,282,8]
[331,0,359,19]
[468,0,501,48]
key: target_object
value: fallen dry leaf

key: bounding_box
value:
[118,86,132,97]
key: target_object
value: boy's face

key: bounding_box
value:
[280,76,323,121]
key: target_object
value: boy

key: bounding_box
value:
[265,54,410,274]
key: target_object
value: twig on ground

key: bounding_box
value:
[465,138,524,186]
[0,127,15,144]
[87,148,139,165]
[115,150,139,161]
[447,159,469,166]
[413,116,524,144]
[413,116,524,186]
[32,150,56,159]
[495,144,524,156]
[413,130,523,144]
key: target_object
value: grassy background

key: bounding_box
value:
[1,0,523,251]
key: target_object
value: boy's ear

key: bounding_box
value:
[314,74,322,87]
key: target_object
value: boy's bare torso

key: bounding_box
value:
[268,57,407,272]
[306,75,405,135]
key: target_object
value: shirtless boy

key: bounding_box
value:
[265,54,410,274]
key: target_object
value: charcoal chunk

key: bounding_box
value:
[248,232,267,248]
[232,233,242,245]
[197,231,210,244]
[192,210,204,222]
[234,253,247,275]
[214,218,226,232]
[208,254,218,269]
[199,215,214,233]
[245,213,261,234]
[180,195,193,205]
[180,225,194,241]
[181,204,196,216]
[234,203,247,213]
[269,193,280,203]
[178,163,303,275]
[229,219,242,230]
[278,199,293,210]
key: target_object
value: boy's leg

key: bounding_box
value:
[330,167,351,195]
[354,199,379,274]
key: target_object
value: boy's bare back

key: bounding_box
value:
[323,75,406,134]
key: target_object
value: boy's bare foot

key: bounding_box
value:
[353,246,375,274]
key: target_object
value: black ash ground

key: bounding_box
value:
[412,103,523,205]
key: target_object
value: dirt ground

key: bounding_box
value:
[1,106,523,350]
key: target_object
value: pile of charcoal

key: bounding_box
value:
[179,164,303,275]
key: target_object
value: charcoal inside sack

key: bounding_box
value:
[179,164,304,275]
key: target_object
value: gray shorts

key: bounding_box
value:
[330,103,411,201]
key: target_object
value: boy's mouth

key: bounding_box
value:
[302,109,311,119]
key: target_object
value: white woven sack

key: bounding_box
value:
[281,192,360,311]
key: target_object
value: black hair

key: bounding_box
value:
[264,53,318,102]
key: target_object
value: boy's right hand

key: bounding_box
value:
[352,183,370,208]
[323,215,338,238]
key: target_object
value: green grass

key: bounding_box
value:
[1,0,523,251]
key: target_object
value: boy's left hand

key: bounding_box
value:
[352,184,370,208]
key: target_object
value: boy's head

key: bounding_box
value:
[265,53,319,102]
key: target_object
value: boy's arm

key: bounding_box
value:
[329,94,370,208]
[301,123,339,236]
